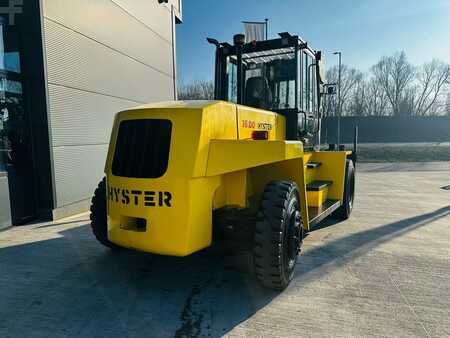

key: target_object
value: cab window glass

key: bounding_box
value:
[302,52,317,113]
[226,56,237,103]
[310,61,316,113]
[302,53,309,111]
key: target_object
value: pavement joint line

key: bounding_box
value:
[346,265,364,297]
[56,211,90,223]
[387,273,432,338]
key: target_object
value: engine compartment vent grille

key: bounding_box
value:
[112,119,172,178]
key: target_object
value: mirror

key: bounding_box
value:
[322,84,337,95]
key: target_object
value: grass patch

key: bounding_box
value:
[355,143,450,163]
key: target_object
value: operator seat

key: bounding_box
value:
[244,76,272,110]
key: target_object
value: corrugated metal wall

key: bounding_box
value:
[41,0,179,213]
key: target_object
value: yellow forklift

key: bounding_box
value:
[90,32,356,290]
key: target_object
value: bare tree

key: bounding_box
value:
[322,53,449,117]
[414,60,450,116]
[371,52,415,116]
[347,74,367,116]
[178,80,214,100]
[398,87,416,116]
[323,65,363,117]
[365,78,390,116]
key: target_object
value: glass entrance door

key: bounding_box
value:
[0,22,36,225]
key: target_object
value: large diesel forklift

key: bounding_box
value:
[90,32,356,290]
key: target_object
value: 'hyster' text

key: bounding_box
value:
[108,187,172,207]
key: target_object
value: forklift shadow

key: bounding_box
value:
[295,205,450,283]
[307,216,341,232]
[0,223,276,338]
[0,206,448,338]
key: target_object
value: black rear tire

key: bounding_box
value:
[333,159,355,220]
[90,177,119,249]
[253,181,304,290]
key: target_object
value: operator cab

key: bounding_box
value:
[208,32,328,146]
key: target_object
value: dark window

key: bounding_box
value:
[112,119,172,178]
[0,25,21,74]
[0,24,25,172]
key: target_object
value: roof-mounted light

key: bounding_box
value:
[233,34,246,46]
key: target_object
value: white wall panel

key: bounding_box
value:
[48,84,139,147]
[0,174,11,229]
[111,0,176,40]
[52,145,108,207]
[43,0,174,75]
[41,0,180,211]
[44,18,174,104]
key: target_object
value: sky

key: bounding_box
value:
[176,0,450,84]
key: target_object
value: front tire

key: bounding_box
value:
[90,177,118,249]
[334,159,355,220]
[253,181,304,290]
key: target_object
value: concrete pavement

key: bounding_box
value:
[0,163,449,337]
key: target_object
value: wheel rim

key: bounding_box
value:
[284,207,301,273]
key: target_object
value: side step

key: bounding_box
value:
[306,180,333,207]
[306,180,332,191]
[308,199,341,227]
[306,162,322,169]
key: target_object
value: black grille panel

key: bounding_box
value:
[112,119,172,178]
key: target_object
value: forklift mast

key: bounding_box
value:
[208,32,326,146]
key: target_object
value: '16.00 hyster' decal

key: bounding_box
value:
[241,120,273,130]
[108,187,172,207]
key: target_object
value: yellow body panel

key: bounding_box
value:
[309,152,347,200]
[104,100,350,255]
[206,140,303,176]
[249,158,310,230]
[236,105,285,140]
[212,170,248,209]
[307,189,328,207]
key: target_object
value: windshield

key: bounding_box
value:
[225,48,299,110]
